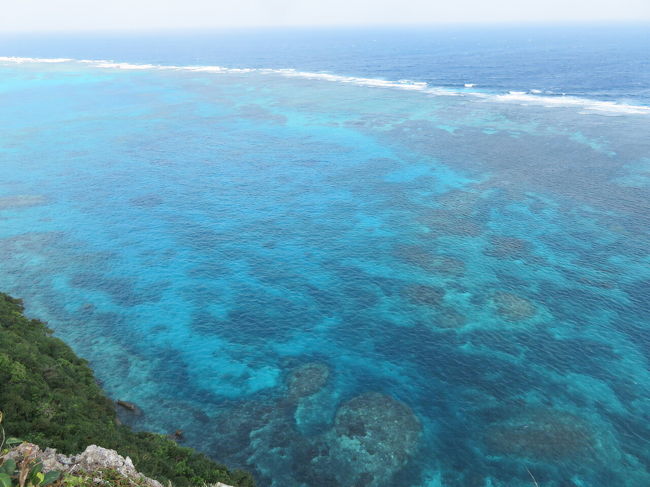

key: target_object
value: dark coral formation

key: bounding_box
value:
[287,362,330,399]
[306,393,421,487]
[492,291,537,321]
[402,284,445,306]
[484,235,532,259]
[212,400,279,458]
[0,194,48,210]
[428,255,466,276]
[436,190,482,213]
[129,194,164,208]
[393,245,466,276]
[210,388,422,487]
[484,409,593,461]
[334,393,421,453]
[434,306,467,329]
[419,189,488,238]
[69,272,168,307]
[424,210,484,237]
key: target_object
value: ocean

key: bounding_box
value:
[0,24,649,486]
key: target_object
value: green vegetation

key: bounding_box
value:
[0,439,61,487]
[58,469,151,487]
[0,293,254,487]
[0,450,145,487]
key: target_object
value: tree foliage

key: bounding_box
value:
[0,293,254,487]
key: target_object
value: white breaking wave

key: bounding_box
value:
[0,56,73,63]
[1,55,649,115]
[279,70,430,91]
[495,91,650,115]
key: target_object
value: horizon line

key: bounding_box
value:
[2,19,650,35]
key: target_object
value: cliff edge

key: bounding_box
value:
[0,293,253,487]
[4,443,234,487]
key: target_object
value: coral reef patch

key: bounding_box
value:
[0,194,48,210]
[286,362,330,399]
[491,291,537,321]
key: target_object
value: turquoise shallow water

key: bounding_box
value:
[1,58,650,487]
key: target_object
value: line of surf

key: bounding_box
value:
[1,56,649,115]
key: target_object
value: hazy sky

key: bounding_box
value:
[3,0,650,31]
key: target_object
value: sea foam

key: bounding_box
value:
[495,91,650,115]
[0,56,73,63]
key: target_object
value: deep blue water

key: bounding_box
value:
[2,24,650,104]
[1,26,650,487]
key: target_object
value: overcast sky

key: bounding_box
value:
[3,0,650,31]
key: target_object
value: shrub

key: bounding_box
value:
[0,294,254,487]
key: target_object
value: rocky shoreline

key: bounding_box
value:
[6,443,234,487]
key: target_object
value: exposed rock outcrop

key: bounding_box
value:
[116,400,141,413]
[6,443,234,487]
